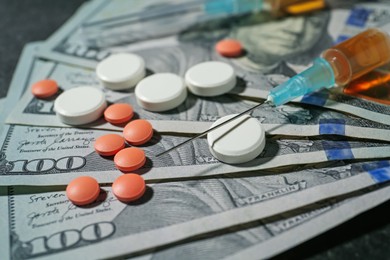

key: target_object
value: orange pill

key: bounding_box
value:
[104,103,134,124]
[123,119,153,145]
[215,39,243,57]
[31,79,59,98]
[94,134,125,156]
[114,147,146,172]
[112,174,146,202]
[66,176,100,206]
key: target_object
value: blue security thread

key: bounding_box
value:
[346,8,371,27]
[363,160,390,183]
[319,119,346,135]
[301,91,329,107]
[322,141,354,160]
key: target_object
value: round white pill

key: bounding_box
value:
[135,73,187,112]
[96,53,146,90]
[54,86,107,125]
[207,114,265,164]
[185,61,236,96]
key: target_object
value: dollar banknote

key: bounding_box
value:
[226,183,390,260]
[127,183,390,260]
[1,159,390,259]
[2,122,390,185]
[2,1,390,258]
[6,57,390,141]
[0,42,43,132]
[37,1,390,126]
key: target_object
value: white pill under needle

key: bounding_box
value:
[155,101,268,158]
[54,86,107,125]
[207,114,265,164]
[185,61,236,97]
[96,53,146,90]
[135,73,187,112]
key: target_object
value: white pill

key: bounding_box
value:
[185,61,236,96]
[54,86,107,125]
[135,73,187,112]
[207,114,265,164]
[96,53,146,90]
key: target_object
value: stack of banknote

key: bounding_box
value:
[2,0,390,259]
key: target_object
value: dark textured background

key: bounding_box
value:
[1,0,390,259]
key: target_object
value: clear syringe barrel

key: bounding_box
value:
[268,28,390,106]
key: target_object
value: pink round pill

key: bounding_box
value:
[94,134,125,156]
[66,176,100,206]
[31,79,59,98]
[215,39,243,57]
[112,174,146,202]
[123,119,153,145]
[114,147,146,172]
[104,103,134,124]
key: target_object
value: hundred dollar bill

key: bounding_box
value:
[38,1,390,126]
[2,123,390,185]
[0,42,44,132]
[227,183,390,260]
[126,183,390,260]
[6,58,390,141]
[1,160,390,259]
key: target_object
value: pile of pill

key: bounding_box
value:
[67,114,152,206]
[30,38,266,206]
[32,79,153,205]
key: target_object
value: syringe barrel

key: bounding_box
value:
[268,57,335,106]
[322,28,390,86]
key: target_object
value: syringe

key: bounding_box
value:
[268,27,390,106]
[156,28,390,157]
[81,0,327,48]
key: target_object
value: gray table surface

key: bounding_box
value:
[1,0,389,259]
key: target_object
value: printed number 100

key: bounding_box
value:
[8,156,85,173]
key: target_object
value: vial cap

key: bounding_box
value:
[135,73,187,112]
[114,147,146,172]
[66,176,100,206]
[104,103,134,124]
[94,134,125,156]
[112,174,146,202]
[215,39,243,57]
[123,119,153,145]
[185,61,236,96]
[54,86,107,125]
[31,79,59,98]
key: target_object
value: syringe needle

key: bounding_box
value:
[155,100,270,157]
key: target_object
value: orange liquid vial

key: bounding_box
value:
[268,28,390,106]
[322,28,390,86]
[343,69,390,105]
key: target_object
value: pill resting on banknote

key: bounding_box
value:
[96,53,146,90]
[104,103,134,124]
[185,61,236,96]
[54,86,107,125]
[135,73,187,111]
[94,134,126,156]
[31,79,59,98]
[66,176,100,206]
[207,114,265,164]
[112,174,146,202]
[114,147,146,172]
[215,39,243,57]
[123,119,153,145]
